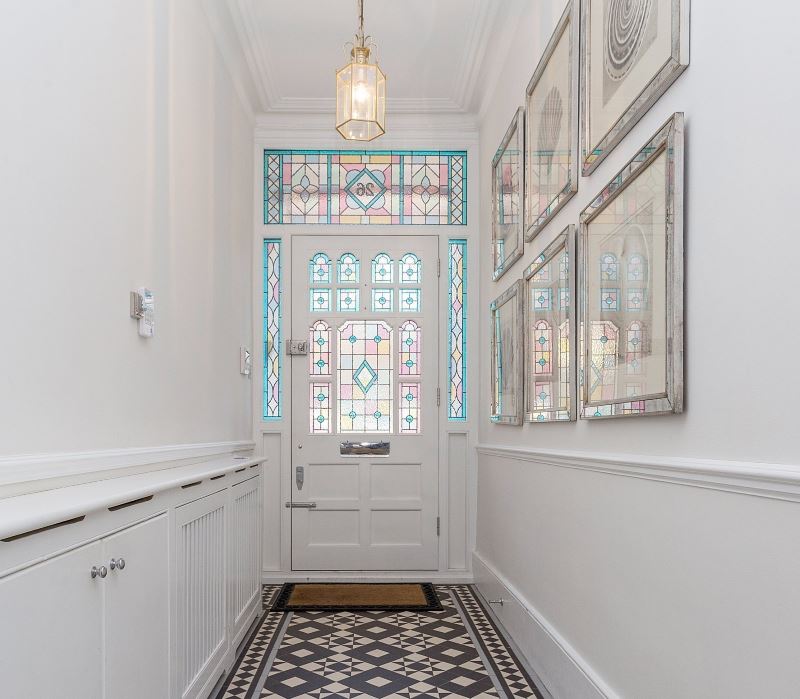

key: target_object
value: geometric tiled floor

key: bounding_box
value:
[217,585,545,699]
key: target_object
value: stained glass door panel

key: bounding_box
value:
[290,234,439,571]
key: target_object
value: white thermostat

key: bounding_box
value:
[130,288,155,338]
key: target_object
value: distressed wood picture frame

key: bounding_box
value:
[492,108,525,280]
[524,227,577,422]
[490,280,525,425]
[579,112,684,419]
[580,0,689,175]
[524,0,580,242]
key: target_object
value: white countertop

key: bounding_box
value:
[0,455,266,541]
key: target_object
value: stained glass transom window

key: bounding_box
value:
[310,320,331,375]
[310,383,331,433]
[399,383,421,434]
[448,240,467,420]
[399,321,421,376]
[338,321,393,433]
[309,253,331,284]
[337,253,360,283]
[263,239,282,419]
[264,150,467,225]
[371,289,394,312]
[372,253,393,283]
[400,253,421,284]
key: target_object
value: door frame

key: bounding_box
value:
[251,133,479,583]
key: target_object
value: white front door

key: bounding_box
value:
[290,235,439,571]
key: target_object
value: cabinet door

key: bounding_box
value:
[0,541,103,698]
[174,489,227,699]
[229,475,261,646]
[103,515,169,699]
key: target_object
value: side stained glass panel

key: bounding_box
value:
[263,239,282,419]
[399,384,421,434]
[338,321,393,433]
[264,150,467,226]
[399,321,421,376]
[448,240,467,420]
[310,383,331,434]
[310,320,331,375]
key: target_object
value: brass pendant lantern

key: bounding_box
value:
[336,0,386,141]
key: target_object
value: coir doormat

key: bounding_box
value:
[271,582,443,612]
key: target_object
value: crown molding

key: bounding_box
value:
[221,0,508,118]
[254,111,479,148]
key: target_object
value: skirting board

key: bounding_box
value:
[472,551,618,699]
[0,440,255,497]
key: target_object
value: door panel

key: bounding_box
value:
[291,235,439,571]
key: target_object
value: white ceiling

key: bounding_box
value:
[225,0,503,115]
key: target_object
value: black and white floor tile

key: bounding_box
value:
[217,585,543,699]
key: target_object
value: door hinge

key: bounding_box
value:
[437,258,441,277]
[436,517,440,536]
[436,387,441,407]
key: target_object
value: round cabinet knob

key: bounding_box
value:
[90,565,108,579]
[110,558,126,571]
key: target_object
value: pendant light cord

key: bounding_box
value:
[358,0,365,45]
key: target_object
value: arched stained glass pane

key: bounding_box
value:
[533,320,552,375]
[371,253,394,283]
[627,253,646,281]
[589,320,618,402]
[399,383,420,434]
[626,321,644,375]
[399,253,421,284]
[338,320,392,433]
[530,253,549,282]
[600,253,618,281]
[399,320,421,376]
[309,320,331,375]
[337,252,360,283]
[309,253,331,284]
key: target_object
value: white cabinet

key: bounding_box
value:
[0,540,104,699]
[229,475,261,649]
[0,515,168,699]
[103,515,169,699]
[174,489,228,699]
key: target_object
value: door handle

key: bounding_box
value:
[285,502,317,509]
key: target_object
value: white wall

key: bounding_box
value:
[0,1,254,457]
[476,1,800,696]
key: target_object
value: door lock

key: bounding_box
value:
[286,339,308,355]
[295,465,305,490]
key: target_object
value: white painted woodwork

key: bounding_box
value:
[290,235,439,571]
[0,541,104,699]
[229,475,262,648]
[103,516,169,699]
[175,489,228,699]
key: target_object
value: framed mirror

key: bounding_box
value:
[492,108,525,280]
[490,280,524,424]
[580,0,689,175]
[524,227,576,422]
[525,0,579,241]
[579,112,684,418]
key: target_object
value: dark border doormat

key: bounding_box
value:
[271,582,443,612]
